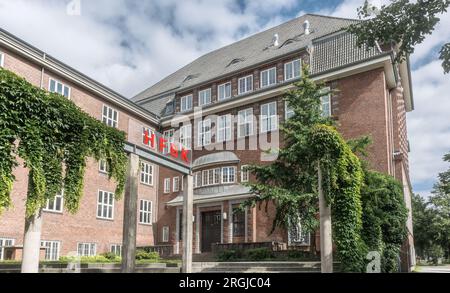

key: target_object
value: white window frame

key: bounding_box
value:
[173,177,180,192]
[44,190,64,213]
[241,165,249,183]
[97,190,114,220]
[140,161,154,186]
[285,102,294,120]
[217,114,232,142]
[180,124,192,150]
[198,119,211,147]
[41,240,60,261]
[202,168,220,186]
[77,242,96,257]
[102,105,119,128]
[260,67,277,88]
[222,167,236,184]
[162,226,170,243]
[260,102,278,133]
[164,178,171,194]
[218,82,232,101]
[284,59,301,81]
[180,94,193,112]
[0,238,15,260]
[49,78,71,98]
[194,171,202,188]
[163,129,175,154]
[238,75,253,95]
[139,199,153,225]
[98,159,108,174]
[320,87,332,117]
[237,108,254,138]
[110,244,122,256]
[198,88,212,106]
[0,52,4,68]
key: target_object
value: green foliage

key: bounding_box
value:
[101,252,121,261]
[216,248,273,261]
[217,250,243,261]
[0,68,127,216]
[428,244,444,264]
[135,249,160,260]
[348,0,450,73]
[59,255,120,263]
[246,248,274,261]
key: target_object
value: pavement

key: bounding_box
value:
[416,265,450,273]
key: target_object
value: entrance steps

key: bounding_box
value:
[192,261,324,273]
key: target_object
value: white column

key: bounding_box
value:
[318,162,333,273]
[21,209,43,273]
[182,174,194,273]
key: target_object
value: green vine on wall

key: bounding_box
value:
[0,68,128,217]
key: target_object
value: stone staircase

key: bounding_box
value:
[192,261,324,273]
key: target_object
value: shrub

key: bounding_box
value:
[246,248,273,261]
[101,252,121,261]
[135,249,160,260]
[428,245,444,265]
[217,250,244,261]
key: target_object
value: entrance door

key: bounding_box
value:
[201,211,221,252]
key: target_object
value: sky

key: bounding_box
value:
[0,0,449,198]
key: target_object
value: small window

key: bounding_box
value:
[102,105,118,128]
[232,208,245,237]
[260,67,277,88]
[77,242,96,257]
[173,177,180,192]
[217,114,232,142]
[97,190,114,220]
[180,124,192,150]
[180,95,193,112]
[284,59,301,81]
[162,226,170,243]
[44,190,64,213]
[238,108,254,138]
[140,161,153,186]
[99,160,108,173]
[0,52,4,68]
[49,78,70,98]
[41,240,60,261]
[218,82,231,101]
[198,119,211,147]
[110,244,122,256]
[222,167,236,184]
[285,102,294,120]
[194,172,202,188]
[241,165,249,182]
[260,102,278,133]
[198,88,211,106]
[238,75,253,95]
[202,168,220,186]
[163,129,175,154]
[164,178,171,194]
[139,199,153,225]
[0,238,15,260]
[320,87,331,117]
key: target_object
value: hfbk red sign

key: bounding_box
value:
[143,129,191,166]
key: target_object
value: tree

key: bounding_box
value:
[0,68,128,272]
[348,0,450,73]
[242,67,366,272]
[411,193,437,259]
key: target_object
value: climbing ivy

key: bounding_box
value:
[0,68,128,217]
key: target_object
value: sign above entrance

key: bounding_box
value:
[142,129,191,167]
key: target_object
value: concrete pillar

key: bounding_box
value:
[318,163,333,273]
[121,153,139,273]
[182,174,194,273]
[21,209,43,273]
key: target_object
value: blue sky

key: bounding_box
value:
[0,0,449,198]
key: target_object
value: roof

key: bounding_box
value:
[192,151,240,169]
[132,14,360,107]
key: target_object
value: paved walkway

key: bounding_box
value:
[417,265,450,273]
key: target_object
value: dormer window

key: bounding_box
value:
[226,58,244,67]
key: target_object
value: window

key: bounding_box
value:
[97,190,114,220]
[180,94,193,112]
[260,102,277,133]
[288,220,310,246]
[139,199,153,225]
[0,238,14,260]
[140,162,153,186]
[260,67,277,88]
[102,105,118,128]
[284,59,301,81]
[41,241,60,261]
[238,75,253,95]
[0,52,4,68]
[173,177,180,192]
[217,114,232,142]
[198,119,211,147]
[198,88,211,106]
[180,124,192,149]
[194,172,202,188]
[232,208,245,237]
[49,78,70,98]
[162,226,169,242]
[320,87,331,117]
[238,108,254,138]
[110,244,122,256]
[285,102,294,120]
[77,242,96,257]
[44,190,63,213]
[218,82,231,101]
[142,127,156,149]
[202,168,220,186]
[99,160,108,173]
[241,165,249,182]
[222,167,236,184]
[163,129,175,154]
[164,178,171,193]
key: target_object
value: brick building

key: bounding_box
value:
[0,14,415,270]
